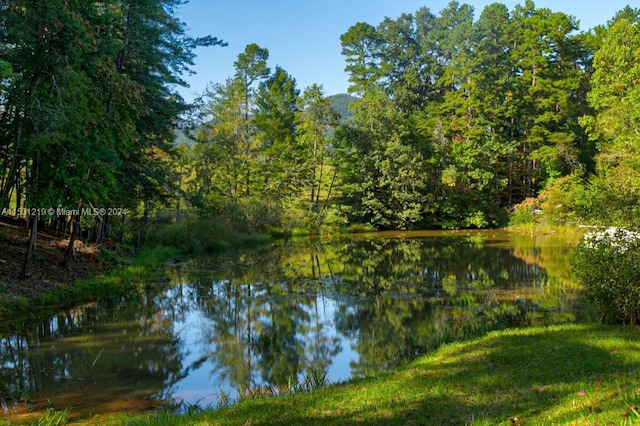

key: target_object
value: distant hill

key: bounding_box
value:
[174,128,192,146]
[174,126,203,147]
[328,93,358,122]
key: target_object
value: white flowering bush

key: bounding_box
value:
[573,227,640,325]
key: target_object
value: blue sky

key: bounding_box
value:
[175,0,634,101]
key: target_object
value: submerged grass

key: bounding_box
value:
[102,323,640,426]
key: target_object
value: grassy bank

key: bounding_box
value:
[82,323,640,426]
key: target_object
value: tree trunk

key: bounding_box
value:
[62,201,82,266]
[310,131,318,209]
[0,128,23,210]
[315,169,337,228]
[121,211,126,245]
[15,172,22,212]
[20,213,38,278]
[96,216,108,244]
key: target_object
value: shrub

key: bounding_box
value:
[572,227,640,325]
[574,172,640,227]
[509,174,584,227]
[539,174,583,225]
[509,197,541,226]
[222,198,282,234]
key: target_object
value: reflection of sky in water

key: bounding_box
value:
[171,308,222,409]
[169,294,358,408]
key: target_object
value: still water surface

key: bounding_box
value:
[0,230,590,420]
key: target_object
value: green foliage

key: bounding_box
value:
[340,22,381,95]
[234,43,270,89]
[333,1,594,230]
[196,78,251,198]
[286,369,330,394]
[573,228,640,325]
[133,246,179,269]
[0,0,225,275]
[509,197,541,226]
[336,91,428,230]
[192,55,344,234]
[577,17,640,229]
[0,59,11,79]
[318,204,351,232]
[537,175,583,225]
[0,383,28,406]
[195,45,307,220]
[147,218,268,254]
[509,174,586,227]
[35,407,70,426]
[223,198,282,234]
[375,11,438,113]
[255,66,305,198]
[574,172,640,227]
[298,85,340,227]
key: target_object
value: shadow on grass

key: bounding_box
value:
[201,324,640,426]
[382,325,639,425]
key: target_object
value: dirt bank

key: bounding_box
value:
[0,221,107,303]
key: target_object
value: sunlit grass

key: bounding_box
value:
[104,323,640,426]
[34,407,70,426]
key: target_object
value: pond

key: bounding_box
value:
[0,230,591,421]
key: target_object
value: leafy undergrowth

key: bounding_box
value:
[75,323,640,426]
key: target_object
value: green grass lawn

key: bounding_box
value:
[78,323,640,426]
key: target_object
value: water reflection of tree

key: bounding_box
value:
[185,247,341,398]
[178,233,584,392]
[510,232,587,319]
[0,232,583,418]
[253,282,341,391]
[329,235,581,376]
[0,283,187,418]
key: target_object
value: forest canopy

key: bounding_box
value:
[1,0,639,253]
[187,1,640,231]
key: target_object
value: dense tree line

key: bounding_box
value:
[186,1,640,232]
[1,0,639,265]
[186,43,340,234]
[337,0,594,229]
